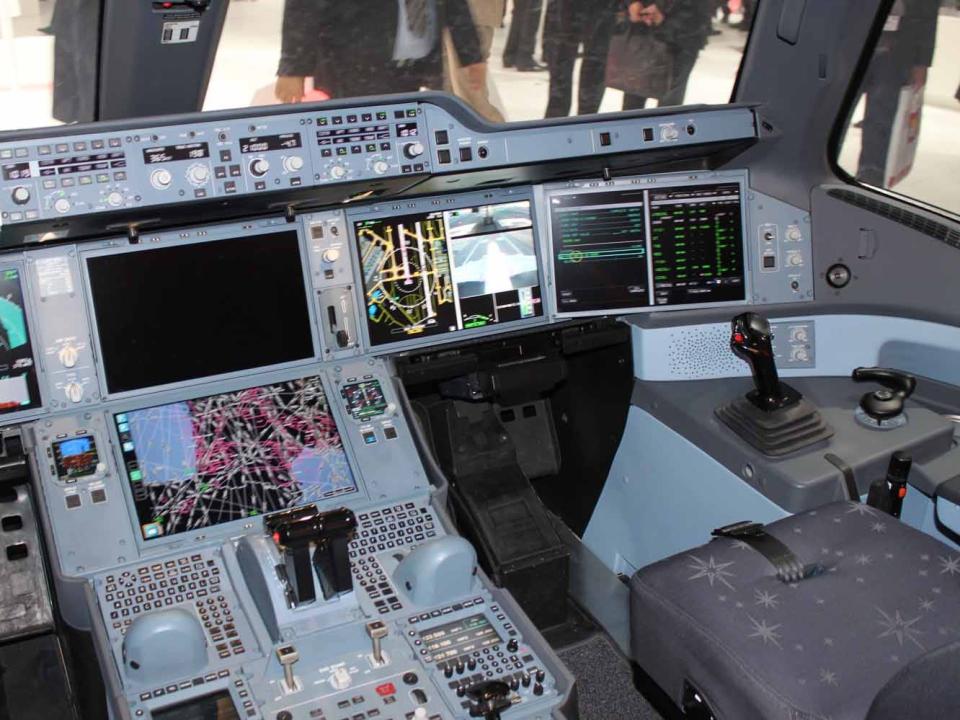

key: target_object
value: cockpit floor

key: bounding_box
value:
[556,633,663,720]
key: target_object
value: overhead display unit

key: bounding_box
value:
[351,195,544,350]
[548,178,749,317]
[0,265,42,415]
[84,228,316,395]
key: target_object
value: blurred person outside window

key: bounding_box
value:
[543,0,619,117]
[613,0,712,111]
[855,0,938,187]
[443,0,507,122]
[503,0,547,70]
[275,0,487,103]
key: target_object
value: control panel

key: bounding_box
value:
[0,95,756,240]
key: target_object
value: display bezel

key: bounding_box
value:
[346,187,548,355]
[79,218,322,401]
[544,171,753,319]
[105,367,367,552]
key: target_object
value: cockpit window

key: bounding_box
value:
[0,1,759,132]
[835,1,958,217]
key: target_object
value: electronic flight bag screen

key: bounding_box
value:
[115,376,357,541]
[354,200,543,346]
[550,182,746,313]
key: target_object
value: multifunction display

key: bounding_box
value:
[0,267,41,415]
[116,376,358,541]
[143,143,210,164]
[355,200,543,346]
[550,181,746,313]
[419,613,504,662]
[86,230,315,394]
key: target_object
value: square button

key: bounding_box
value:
[599,131,611,146]
[91,488,107,503]
[435,130,449,145]
[383,426,398,440]
[458,146,472,162]
[437,149,451,165]
[220,150,232,162]
[92,140,105,150]
[642,127,654,142]
[65,494,81,509]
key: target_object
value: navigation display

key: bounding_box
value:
[115,376,357,541]
[550,182,746,313]
[0,267,41,415]
[87,231,315,394]
[355,200,542,346]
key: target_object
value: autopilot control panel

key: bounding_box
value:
[0,95,817,720]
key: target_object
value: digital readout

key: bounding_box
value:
[239,134,302,154]
[143,143,210,164]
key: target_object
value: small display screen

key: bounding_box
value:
[239,134,302,154]
[355,200,543,346]
[396,122,419,137]
[419,613,504,662]
[0,268,41,415]
[116,376,358,541]
[550,182,746,313]
[52,435,99,480]
[86,231,315,394]
[153,690,240,720]
[143,142,210,164]
[341,380,388,421]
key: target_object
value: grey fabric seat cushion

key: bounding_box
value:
[630,501,960,720]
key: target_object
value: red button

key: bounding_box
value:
[376,682,396,697]
[898,487,907,498]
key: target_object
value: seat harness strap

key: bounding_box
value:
[712,521,823,584]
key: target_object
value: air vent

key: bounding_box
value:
[827,188,960,250]
[666,325,744,379]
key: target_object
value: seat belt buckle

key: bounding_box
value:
[712,521,765,539]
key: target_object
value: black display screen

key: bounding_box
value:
[239,133,302,153]
[550,182,746,312]
[550,188,650,312]
[87,231,314,393]
[153,690,240,720]
[354,200,542,346]
[341,379,388,421]
[116,376,357,541]
[419,613,504,662]
[143,143,210,164]
[2,162,31,181]
[0,268,42,415]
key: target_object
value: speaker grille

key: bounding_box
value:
[666,325,745,379]
[827,188,960,250]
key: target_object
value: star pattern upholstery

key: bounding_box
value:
[629,502,960,720]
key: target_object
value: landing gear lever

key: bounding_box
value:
[730,312,797,411]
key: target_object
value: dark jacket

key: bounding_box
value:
[278,0,483,97]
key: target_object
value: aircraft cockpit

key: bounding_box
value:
[0,1,957,719]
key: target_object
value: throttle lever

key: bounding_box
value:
[851,367,916,421]
[466,680,512,720]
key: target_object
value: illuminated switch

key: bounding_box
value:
[361,430,377,445]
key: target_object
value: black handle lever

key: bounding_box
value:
[852,367,916,421]
[466,680,512,720]
[730,312,791,411]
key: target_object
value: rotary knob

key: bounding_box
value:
[11,186,30,205]
[786,226,803,242]
[402,141,424,159]
[329,164,347,180]
[53,197,71,214]
[282,155,304,173]
[186,163,209,186]
[58,344,79,368]
[64,382,84,403]
[106,191,124,207]
[249,158,270,177]
[372,159,389,175]
[150,168,173,190]
[321,248,340,264]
